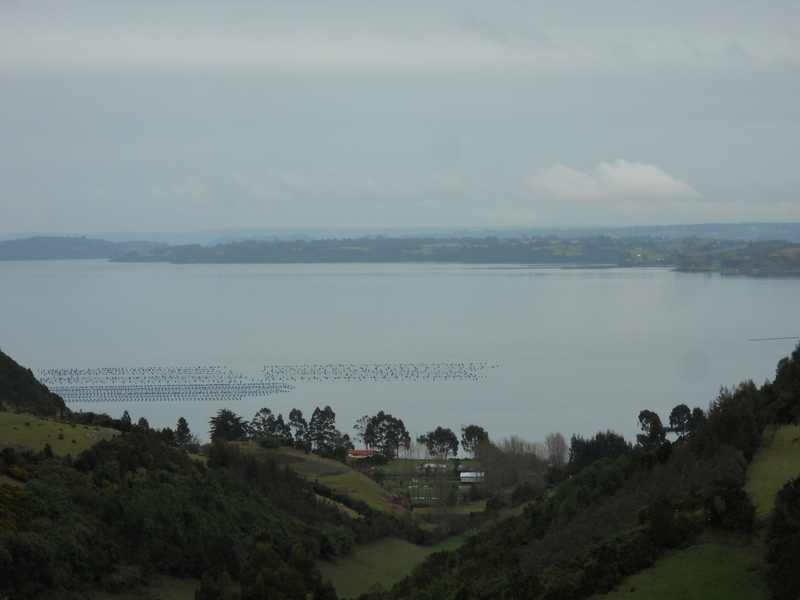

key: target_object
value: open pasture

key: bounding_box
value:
[0,411,118,456]
[595,530,767,600]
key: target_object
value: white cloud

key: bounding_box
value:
[528,160,701,202]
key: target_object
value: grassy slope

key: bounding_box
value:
[273,449,399,514]
[745,423,800,518]
[597,423,800,600]
[596,530,767,600]
[318,535,472,600]
[0,411,118,456]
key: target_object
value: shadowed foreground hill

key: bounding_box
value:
[0,350,69,418]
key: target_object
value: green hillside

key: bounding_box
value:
[388,344,800,600]
[0,411,118,457]
[0,349,69,417]
[595,529,767,600]
[594,422,800,600]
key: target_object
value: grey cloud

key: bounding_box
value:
[1,1,799,234]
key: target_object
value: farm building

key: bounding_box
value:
[347,449,377,462]
[417,463,449,475]
[460,472,484,484]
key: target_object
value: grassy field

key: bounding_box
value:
[318,535,466,600]
[745,423,800,517]
[595,530,767,600]
[0,411,118,457]
[266,447,399,514]
[314,469,398,513]
[411,499,487,516]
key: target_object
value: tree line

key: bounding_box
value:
[206,405,500,464]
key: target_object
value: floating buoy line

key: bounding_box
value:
[37,362,496,403]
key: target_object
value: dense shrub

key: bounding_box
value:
[766,476,800,600]
[0,430,351,599]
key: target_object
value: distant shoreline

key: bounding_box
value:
[2,231,800,274]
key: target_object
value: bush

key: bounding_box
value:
[766,477,800,600]
[5,465,31,482]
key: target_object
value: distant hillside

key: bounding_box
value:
[5,232,800,273]
[0,236,166,260]
[676,240,800,274]
[111,235,800,273]
[5,223,800,248]
[112,236,650,265]
[0,350,69,417]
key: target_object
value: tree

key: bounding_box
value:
[209,408,249,441]
[460,425,489,458]
[250,407,276,438]
[251,408,292,440]
[175,416,192,446]
[703,381,764,461]
[765,341,800,424]
[568,430,631,473]
[288,409,307,444]
[120,410,132,433]
[544,432,568,468]
[668,404,692,441]
[239,542,306,600]
[196,569,235,600]
[637,409,666,451]
[356,411,411,459]
[161,426,176,445]
[419,427,459,460]
[273,413,291,440]
[307,406,340,451]
[766,476,800,600]
[487,435,545,489]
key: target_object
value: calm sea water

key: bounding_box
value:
[2,260,799,446]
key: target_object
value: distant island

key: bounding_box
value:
[2,224,800,273]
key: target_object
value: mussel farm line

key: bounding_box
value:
[37,362,496,404]
[45,383,294,404]
[261,362,495,382]
[38,366,294,404]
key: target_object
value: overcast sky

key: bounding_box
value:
[1,1,799,236]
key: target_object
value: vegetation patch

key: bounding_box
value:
[90,574,201,600]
